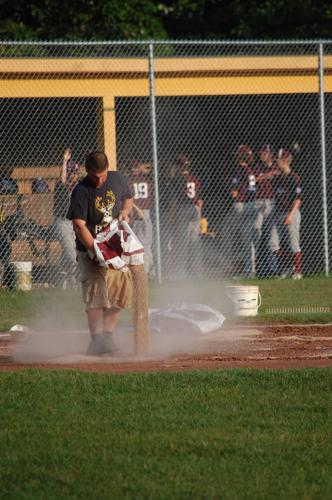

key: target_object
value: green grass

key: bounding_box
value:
[0,288,86,332]
[1,275,332,331]
[1,369,332,499]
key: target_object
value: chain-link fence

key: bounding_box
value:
[0,40,331,294]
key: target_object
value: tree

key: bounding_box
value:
[0,0,331,41]
[164,0,332,40]
[0,0,198,40]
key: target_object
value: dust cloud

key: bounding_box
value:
[10,281,255,363]
[11,290,89,362]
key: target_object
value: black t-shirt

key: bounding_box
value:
[67,171,133,251]
[273,171,302,213]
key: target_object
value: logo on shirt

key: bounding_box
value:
[95,190,116,232]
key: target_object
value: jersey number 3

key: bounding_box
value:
[187,181,196,199]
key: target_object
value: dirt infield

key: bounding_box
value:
[1,323,332,372]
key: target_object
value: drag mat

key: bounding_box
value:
[1,324,332,372]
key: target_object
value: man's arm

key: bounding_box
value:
[60,148,71,185]
[119,197,134,222]
[285,199,301,225]
[72,219,94,251]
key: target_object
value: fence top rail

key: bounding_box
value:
[1,39,332,47]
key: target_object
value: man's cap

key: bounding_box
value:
[277,148,292,160]
[259,144,274,155]
[236,144,253,155]
[177,154,190,165]
[236,144,254,162]
[130,159,152,174]
[129,159,140,172]
[32,177,49,193]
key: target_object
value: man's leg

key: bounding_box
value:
[86,307,104,334]
[86,307,107,355]
[103,306,121,333]
[242,201,259,278]
[86,307,121,355]
[55,218,77,287]
[288,210,302,279]
[102,307,121,354]
[276,213,292,276]
[254,200,264,276]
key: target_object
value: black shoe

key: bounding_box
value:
[86,335,106,356]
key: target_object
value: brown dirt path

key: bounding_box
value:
[1,324,332,372]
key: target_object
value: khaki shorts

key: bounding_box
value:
[77,252,132,310]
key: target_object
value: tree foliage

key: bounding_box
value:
[0,0,331,40]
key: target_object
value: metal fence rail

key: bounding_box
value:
[0,40,331,292]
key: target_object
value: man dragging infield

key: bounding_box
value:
[67,151,134,356]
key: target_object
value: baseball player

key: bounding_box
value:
[179,154,203,207]
[231,144,259,278]
[254,144,279,277]
[179,154,204,274]
[126,161,154,278]
[272,148,302,279]
[54,147,80,288]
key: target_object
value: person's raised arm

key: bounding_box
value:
[61,147,71,185]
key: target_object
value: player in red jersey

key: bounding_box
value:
[178,154,204,275]
[254,144,279,277]
[179,154,203,211]
[127,161,154,277]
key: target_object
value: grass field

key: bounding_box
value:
[1,369,332,498]
[1,275,332,332]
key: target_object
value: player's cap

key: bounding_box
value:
[129,159,141,173]
[259,144,274,156]
[139,163,152,174]
[177,154,190,165]
[31,177,49,193]
[236,144,254,162]
[277,148,292,160]
[67,160,80,174]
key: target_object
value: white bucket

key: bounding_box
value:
[225,285,261,317]
[11,261,32,291]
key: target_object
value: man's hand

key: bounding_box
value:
[119,210,130,222]
[63,148,71,162]
[119,197,134,222]
[88,247,98,262]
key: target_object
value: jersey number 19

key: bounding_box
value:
[133,182,148,199]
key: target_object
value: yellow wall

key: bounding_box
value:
[1,55,330,169]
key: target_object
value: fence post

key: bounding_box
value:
[318,42,329,276]
[148,42,162,284]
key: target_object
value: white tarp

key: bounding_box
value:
[149,303,225,335]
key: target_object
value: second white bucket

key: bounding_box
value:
[225,285,261,317]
